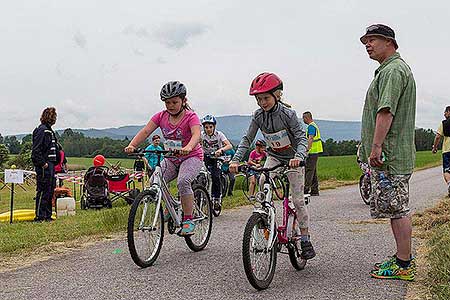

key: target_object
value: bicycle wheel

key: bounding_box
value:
[273,176,285,200]
[185,185,212,252]
[242,212,277,290]
[359,174,371,205]
[288,239,307,270]
[127,190,164,268]
[220,174,229,198]
[80,194,87,210]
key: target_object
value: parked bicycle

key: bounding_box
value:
[358,158,371,205]
[239,162,310,290]
[356,144,371,205]
[127,149,213,268]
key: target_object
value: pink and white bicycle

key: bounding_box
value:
[239,163,309,290]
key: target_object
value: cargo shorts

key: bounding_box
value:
[369,169,412,219]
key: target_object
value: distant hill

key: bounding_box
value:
[12,115,362,142]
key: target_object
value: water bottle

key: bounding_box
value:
[378,172,391,189]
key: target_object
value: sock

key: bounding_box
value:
[182,215,193,222]
[396,257,411,268]
[300,235,310,242]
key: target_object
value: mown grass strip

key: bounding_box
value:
[413,198,450,300]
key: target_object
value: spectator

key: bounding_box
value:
[247,139,267,196]
[432,106,450,196]
[31,107,59,222]
[302,111,323,196]
[144,134,164,176]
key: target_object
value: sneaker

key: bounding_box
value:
[370,261,416,281]
[212,198,221,210]
[300,241,316,260]
[373,256,416,271]
[373,255,396,271]
[178,220,195,236]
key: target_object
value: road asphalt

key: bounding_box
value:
[0,166,445,300]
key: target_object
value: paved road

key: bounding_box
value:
[0,167,445,300]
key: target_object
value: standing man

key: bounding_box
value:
[432,106,450,196]
[31,107,59,222]
[302,111,323,196]
[359,24,416,281]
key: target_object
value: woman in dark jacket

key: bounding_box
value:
[31,107,59,222]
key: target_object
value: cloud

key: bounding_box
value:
[153,22,209,49]
[156,57,166,64]
[57,99,90,128]
[73,31,87,48]
[133,48,145,56]
[122,25,151,39]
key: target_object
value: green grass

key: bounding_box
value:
[0,150,442,258]
[414,198,450,300]
[66,156,135,170]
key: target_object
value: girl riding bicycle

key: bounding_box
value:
[201,114,233,209]
[229,72,316,259]
[125,81,203,236]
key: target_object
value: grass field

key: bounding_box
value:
[0,150,442,258]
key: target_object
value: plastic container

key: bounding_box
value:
[57,197,76,217]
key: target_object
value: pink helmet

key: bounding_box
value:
[249,72,283,95]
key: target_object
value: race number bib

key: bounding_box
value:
[263,130,291,150]
[164,139,183,151]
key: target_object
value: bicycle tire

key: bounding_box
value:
[220,174,229,198]
[359,174,371,205]
[288,239,307,270]
[273,176,285,200]
[242,213,277,290]
[185,185,213,251]
[127,190,164,268]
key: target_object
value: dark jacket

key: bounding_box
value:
[31,123,59,167]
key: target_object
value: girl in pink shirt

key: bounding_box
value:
[125,81,203,236]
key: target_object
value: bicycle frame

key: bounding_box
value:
[248,164,302,251]
[141,151,209,230]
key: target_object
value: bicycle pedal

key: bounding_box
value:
[177,230,195,237]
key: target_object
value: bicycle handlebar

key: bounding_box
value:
[238,161,305,174]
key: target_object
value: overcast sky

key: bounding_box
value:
[1,0,449,135]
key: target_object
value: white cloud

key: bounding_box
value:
[153,22,209,50]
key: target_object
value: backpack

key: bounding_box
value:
[55,150,66,173]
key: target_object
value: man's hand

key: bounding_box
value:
[43,163,49,169]
[369,144,383,167]
[214,149,223,157]
[432,145,438,154]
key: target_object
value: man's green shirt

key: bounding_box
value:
[360,53,416,175]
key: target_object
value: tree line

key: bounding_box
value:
[0,128,442,170]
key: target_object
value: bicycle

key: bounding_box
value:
[194,153,231,217]
[127,149,213,268]
[357,159,371,205]
[239,162,310,290]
